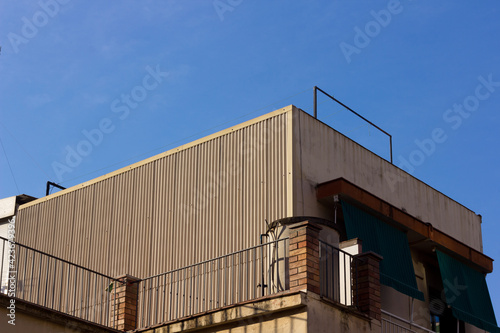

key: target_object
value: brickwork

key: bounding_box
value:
[353,252,382,321]
[111,275,139,331]
[288,221,322,294]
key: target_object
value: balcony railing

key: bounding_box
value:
[381,310,435,333]
[1,234,366,330]
[133,238,289,328]
[0,236,120,328]
[319,239,360,307]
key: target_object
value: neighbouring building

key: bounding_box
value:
[1,105,498,332]
[0,195,36,294]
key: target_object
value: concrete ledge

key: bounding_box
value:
[135,291,307,333]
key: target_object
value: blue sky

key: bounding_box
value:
[1,0,499,320]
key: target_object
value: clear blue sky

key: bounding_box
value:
[1,0,499,319]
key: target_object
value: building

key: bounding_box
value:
[0,105,498,332]
[0,195,36,294]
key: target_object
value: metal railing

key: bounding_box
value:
[319,240,359,307]
[134,238,289,328]
[382,310,435,333]
[0,234,370,330]
[0,236,120,328]
[382,319,418,333]
[313,86,393,163]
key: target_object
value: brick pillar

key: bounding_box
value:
[288,221,322,294]
[353,252,382,321]
[111,275,139,331]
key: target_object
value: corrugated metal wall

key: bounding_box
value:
[17,109,292,279]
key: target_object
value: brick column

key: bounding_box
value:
[288,221,322,294]
[353,252,382,321]
[111,274,140,331]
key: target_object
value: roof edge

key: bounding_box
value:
[21,105,296,210]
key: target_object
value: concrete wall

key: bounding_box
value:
[0,309,91,333]
[0,294,117,333]
[188,309,307,333]
[137,291,378,333]
[306,292,378,333]
[292,108,483,252]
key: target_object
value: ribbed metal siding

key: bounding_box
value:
[17,110,291,279]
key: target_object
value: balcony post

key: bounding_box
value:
[288,220,322,294]
[111,274,140,331]
[353,251,382,321]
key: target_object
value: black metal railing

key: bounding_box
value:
[0,235,364,330]
[0,236,120,328]
[319,240,359,307]
[313,86,393,163]
[134,238,289,328]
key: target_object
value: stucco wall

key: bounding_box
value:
[293,108,483,252]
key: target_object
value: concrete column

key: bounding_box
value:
[353,251,382,321]
[288,221,322,294]
[111,274,139,331]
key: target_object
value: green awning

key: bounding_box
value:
[342,201,425,301]
[436,250,500,332]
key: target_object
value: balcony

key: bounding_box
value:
[1,220,424,332]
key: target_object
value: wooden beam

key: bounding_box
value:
[316,178,493,273]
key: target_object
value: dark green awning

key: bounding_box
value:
[436,250,500,332]
[342,201,425,301]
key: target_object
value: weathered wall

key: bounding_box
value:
[293,108,483,251]
[190,309,308,333]
[306,293,378,333]
[0,309,86,333]
[139,292,308,333]
[0,294,116,333]
[17,107,294,278]
[138,292,378,333]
